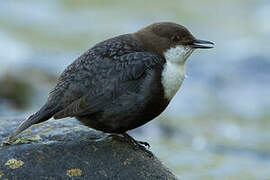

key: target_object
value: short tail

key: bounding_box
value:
[9,104,59,140]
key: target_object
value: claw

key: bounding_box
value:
[121,133,153,157]
[107,133,153,157]
[137,140,150,149]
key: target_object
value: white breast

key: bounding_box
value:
[161,46,193,100]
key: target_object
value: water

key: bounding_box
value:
[0,0,270,179]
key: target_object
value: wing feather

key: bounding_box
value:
[53,52,164,119]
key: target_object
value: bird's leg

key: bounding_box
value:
[107,133,153,157]
[122,133,150,149]
[107,133,150,148]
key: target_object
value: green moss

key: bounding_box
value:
[39,128,53,137]
[1,135,41,146]
[92,145,98,152]
[42,128,52,133]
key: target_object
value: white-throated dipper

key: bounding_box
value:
[9,22,214,147]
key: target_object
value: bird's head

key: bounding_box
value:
[135,22,214,64]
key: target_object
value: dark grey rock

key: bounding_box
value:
[0,118,178,180]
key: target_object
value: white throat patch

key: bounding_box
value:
[162,45,193,100]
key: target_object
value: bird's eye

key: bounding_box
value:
[172,35,180,42]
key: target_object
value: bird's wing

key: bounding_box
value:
[53,52,164,119]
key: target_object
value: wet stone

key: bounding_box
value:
[0,118,178,180]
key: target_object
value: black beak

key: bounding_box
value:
[191,39,214,49]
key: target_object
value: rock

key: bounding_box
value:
[0,118,178,180]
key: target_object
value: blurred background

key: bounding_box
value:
[0,0,270,179]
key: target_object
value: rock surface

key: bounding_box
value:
[0,118,178,180]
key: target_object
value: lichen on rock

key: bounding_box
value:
[66,168,82,177]
[1,135,41,146]
[5,159,24,169]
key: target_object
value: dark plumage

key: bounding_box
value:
[9,22,214,143]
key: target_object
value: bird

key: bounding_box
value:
[8,22,214,147]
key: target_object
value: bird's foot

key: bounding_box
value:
[107,133,153,157]
[121,133,153,157]
[133,140,150,149]
[107,133,150,148]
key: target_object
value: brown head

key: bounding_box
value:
[134,22,214,58]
